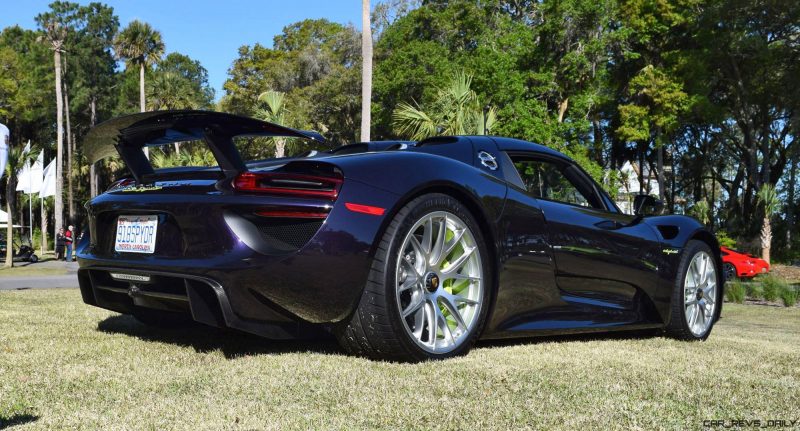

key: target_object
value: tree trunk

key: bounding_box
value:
[557,98,569,123]
[54,48,64,237]
[761,216,771,264]
[591,118,604,165]
[638,141,645,194]
[656,143,665,202]
[360,0,373,142]
[41,200,48,255]
[275,139,286,158]
[63,56,74,226]
[139,63,146,112]
[787,145,797,249]
[139,63,149,158]
[710,167,716,230]
[5,169,16,268]
[90,97,98,198]
[5,198,13,268]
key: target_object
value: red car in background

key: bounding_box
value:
[721,246,770,281]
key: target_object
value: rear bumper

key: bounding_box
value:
[78,266,308,339]
[77,179,400,329]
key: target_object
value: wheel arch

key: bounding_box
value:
[369,182,503,319]
[688,229,725,298]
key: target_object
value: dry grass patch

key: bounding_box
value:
[1,289,798,430]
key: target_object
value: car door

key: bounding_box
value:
[508,154,663,314]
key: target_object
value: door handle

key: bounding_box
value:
[594,220,623,230]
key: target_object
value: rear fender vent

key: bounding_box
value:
[255,219,324,251]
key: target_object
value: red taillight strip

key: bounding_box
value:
[232,171,343,200]
[255,209,330,219]
[345,202,386,216]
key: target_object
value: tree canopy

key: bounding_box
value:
[1,0,798,261]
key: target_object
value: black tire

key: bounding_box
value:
[666,240,721,340]
[722,263,737,282]
[29,254,38,263]
[335,193,492,362]
[131,308,192,328]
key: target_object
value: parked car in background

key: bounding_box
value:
[721,246,769,281]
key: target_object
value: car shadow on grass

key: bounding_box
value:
[96,314,340,359]
[477,328,664,350]
[0,413,38,429]
[98,315,665,360]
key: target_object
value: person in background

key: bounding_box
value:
[55,228,65,260]
[65,225,74,262]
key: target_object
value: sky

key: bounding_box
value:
[1,0,365,100]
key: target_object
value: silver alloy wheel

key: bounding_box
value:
[684,251,718,336]
[395,211,483,354]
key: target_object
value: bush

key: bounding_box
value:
[716,230,737,249]
[780,286,798,307]
[745,283,763,301]
[761,276,786,302]
[726,281,746,304]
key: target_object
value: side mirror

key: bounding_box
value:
[633,194,664,216]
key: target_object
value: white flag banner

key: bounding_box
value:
[0,123,8,181]
[40,158,57,198]
[29,150,44,194]
[15,140,33,193]
[16,162,31,193]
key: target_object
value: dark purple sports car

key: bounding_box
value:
[78,110,723,361]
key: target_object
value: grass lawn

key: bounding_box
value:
[0,266,69,278]
[0,254,70,278]
[1,289,798,430]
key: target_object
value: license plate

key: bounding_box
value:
[115,215,159,254]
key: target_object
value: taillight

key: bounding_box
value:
[254,208,330,219]
[107,178,136,192]
[232,171,343,200]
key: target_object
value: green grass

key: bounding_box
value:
[0,265,69,277]
[761,275,786,302]
[780,286,798,307]
[1,289,799,429]
[726,280,746,303]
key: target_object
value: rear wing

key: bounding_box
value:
[83,110,327,182]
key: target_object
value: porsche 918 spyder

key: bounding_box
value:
[77,110,723,361]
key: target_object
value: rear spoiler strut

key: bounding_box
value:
[83,110,327,183]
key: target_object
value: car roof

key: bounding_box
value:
[488,136,573,161]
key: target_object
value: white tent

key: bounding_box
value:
[0,210,23,228]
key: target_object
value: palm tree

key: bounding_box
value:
[392,71,497,140]
[361,0,373,142]
[147,71,195,154]
[147,71,195,111]
[114,20,164,113]
[256,90,290,158]
[36,12,67,240]
[689,200,711,226]
[757,183,781,264]
[4,146,34,268]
